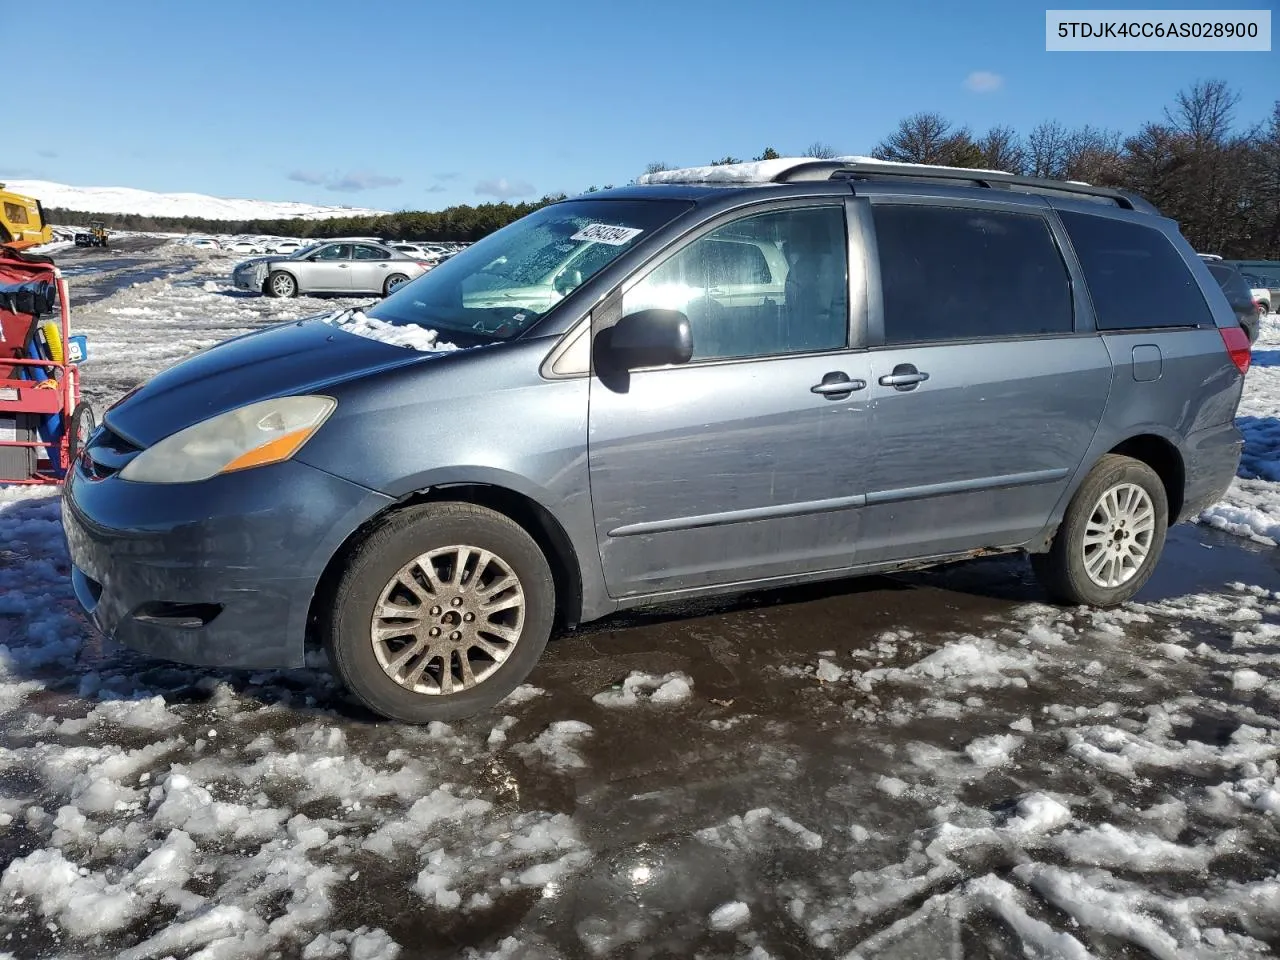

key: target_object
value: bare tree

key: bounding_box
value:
[804,141,838,159]
[1166,78,1240,147]
[976,126,1026,174]
[872,113,980,166]
[1026,121,1072,179]
[1063,125,1124,184]
[642,161,670,175]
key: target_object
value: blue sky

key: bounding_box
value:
[7,0,1274,212]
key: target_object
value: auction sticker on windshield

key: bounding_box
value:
[571,223,644,245]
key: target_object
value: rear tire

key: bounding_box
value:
[383,273,410,297]
[266,271,297,298]
[1031,454,1168,607]
[323,502,555,723]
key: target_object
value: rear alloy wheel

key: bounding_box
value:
[383,273,410,297]
[266,271,297,298]
[324,502,554,722]
[1031,454,1168,607]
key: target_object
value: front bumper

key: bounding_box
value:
[232,263,269,292]
[62,456,392,669]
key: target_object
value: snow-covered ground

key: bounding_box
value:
[1,257,1280,958]
[1201,314,1280,543]
[3,179,389,221]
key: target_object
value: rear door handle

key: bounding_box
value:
[811,372,866,397]
[879,364,929,390]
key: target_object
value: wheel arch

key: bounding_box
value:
[265,267,299,293]
[1106,433,1185,523]
[305,481,585,653]
[1029,428,1187,552]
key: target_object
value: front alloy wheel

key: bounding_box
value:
[324,502,555,722]
[371,546,525,695]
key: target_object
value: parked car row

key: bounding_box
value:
[176,234,469,260]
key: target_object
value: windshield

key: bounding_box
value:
[365,199,692,340]
[289,244,322,259]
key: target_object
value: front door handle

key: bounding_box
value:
[811,372,867,397]
[879,364,929,390]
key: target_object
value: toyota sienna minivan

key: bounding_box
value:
[63,158,1248,722]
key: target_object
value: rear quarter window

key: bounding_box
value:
[1058,211,1214,330]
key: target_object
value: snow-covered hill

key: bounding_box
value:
[1,178,390,221]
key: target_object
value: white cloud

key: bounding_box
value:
[475,177,535,200]
[964,71,1004,93]
[288,170,402,192]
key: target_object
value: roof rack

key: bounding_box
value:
[773,160,1159,214]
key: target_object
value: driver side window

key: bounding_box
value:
[315,244,352,261]
[622,206,848,361]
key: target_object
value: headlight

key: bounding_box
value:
[120,396,336,484]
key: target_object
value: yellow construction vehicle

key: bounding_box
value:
[75,220,109,248]
[0,184,54,250]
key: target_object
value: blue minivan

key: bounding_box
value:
[62,159,1247,722]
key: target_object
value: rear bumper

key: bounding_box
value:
[1180,419,1243,522]
[62,458,392,669]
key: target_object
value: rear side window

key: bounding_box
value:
[1058,211,1213,330]
[873,205,1073,344]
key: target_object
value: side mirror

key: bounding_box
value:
[598,309,693,371]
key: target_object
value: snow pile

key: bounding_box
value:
[319,308,459,353]
[696,807,823,852]
[708,900,750,931]
[5,178,389,220]
[512,720,594,770]
[591,670,693,707]
[850,636,1037,692]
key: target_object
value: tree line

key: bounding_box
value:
[45,196,569,244]
[50,81,1279,258]
[863,80,1278,258]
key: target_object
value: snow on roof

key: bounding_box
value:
[636,155,1011,186]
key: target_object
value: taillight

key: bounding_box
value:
[1221,325,1251,375]
[416,261,433,269]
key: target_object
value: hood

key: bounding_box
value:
[232,255,284,269]
[105,315,448,446]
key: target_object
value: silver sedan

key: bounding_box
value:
[232,241,432,298]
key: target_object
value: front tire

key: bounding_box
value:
[323,502,555,723]
[266,271,297,298]
[1031,454,1168,607]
